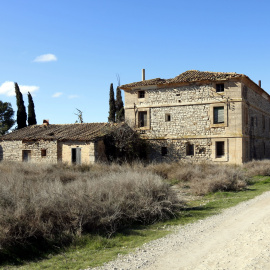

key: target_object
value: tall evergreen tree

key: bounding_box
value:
[115,87,125,122]
[108,83,116,122]
[27,92,37,126]
[15,82,27,129]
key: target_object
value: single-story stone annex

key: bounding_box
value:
[0,122,113,164]
[120,70,270,164]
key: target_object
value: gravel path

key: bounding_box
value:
[89,191,270,270]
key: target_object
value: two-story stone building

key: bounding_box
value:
[120,70,270,164]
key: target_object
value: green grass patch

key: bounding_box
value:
[2,176,270,270]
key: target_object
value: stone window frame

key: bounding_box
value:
[211,138,228,162]
[136,108,151,130]
[210,103,228,128]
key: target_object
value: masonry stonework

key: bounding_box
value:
[121,70,270,164]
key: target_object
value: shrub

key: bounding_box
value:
[0,162,181,249]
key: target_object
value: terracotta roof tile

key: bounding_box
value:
[120,70,246,89]
[0,123,121,141]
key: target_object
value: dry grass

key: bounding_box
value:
[148,161,248,195]
[0,162,181,249]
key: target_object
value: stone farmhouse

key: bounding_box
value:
[120,70,270,164]
[0,122,112,164]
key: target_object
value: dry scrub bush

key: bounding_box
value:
[148,161,247,195]
[0,162,181,249]
[243,160,270,178]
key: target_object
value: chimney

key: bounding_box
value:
[142,69,145,81]
[258,80,261,87]
[43,119,49,126]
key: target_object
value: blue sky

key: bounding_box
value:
[1,0,270,125]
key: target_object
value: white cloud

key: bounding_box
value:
[0,81,39,96]
[33,54,57,62]
[68,94,79,99]
[52,92,63,98]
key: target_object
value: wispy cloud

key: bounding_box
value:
[0,81,39,96]
[68,94,79,99]
[52,92,63,98]
[33,54,57,62]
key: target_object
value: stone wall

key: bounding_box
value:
[0,140,58,163]
[59,140,107,165]
[124,80,246,163]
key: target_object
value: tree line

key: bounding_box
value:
[0,83,37,135]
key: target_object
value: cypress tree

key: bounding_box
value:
[27,92,37,125]
[115,87,125,122]
[15,82,27,129]
[108,83,116,122]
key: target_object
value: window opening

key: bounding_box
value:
[161,147,167,156]
[262,114,265,130]
[165,113,171,122]
[216,83,224,92]
[186,143,194,156]
[138,91,145,99]
[22,150,31,162]
[214,107,224,124]
[41,149,47,157]
[216,142,225,158]
[138,111,147,127]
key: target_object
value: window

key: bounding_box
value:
[214,107,224,124]
[216,142,225,158]
[165,113,171,122]
[138,91,145,99]
[251,116,254,127]
[161,147,167,156]
[262,114,265,131]
[186,143,194,156]
[22,150,31,162]
[216,83,224,92]
[41,149,47,157]
[138,111,147,127]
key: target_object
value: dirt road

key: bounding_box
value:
[91,191,270,270]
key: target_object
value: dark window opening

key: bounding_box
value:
[72,148,81,165]
[165,114,171,122]
[214,107,224,124]
[198,147,206,154]
[262,114,265,130]
[251,117,254,127]
[186,143,194,156]
[176,94,180,96]
[216,83,224,92]
[216,142,225,158]
[264,142,266,156]
[41,149,47,157]
[22,150,31,162]
[161,147,167,156]
[138,91,145,99]
[138,111,147,127]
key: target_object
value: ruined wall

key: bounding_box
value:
[0,140,58,163]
